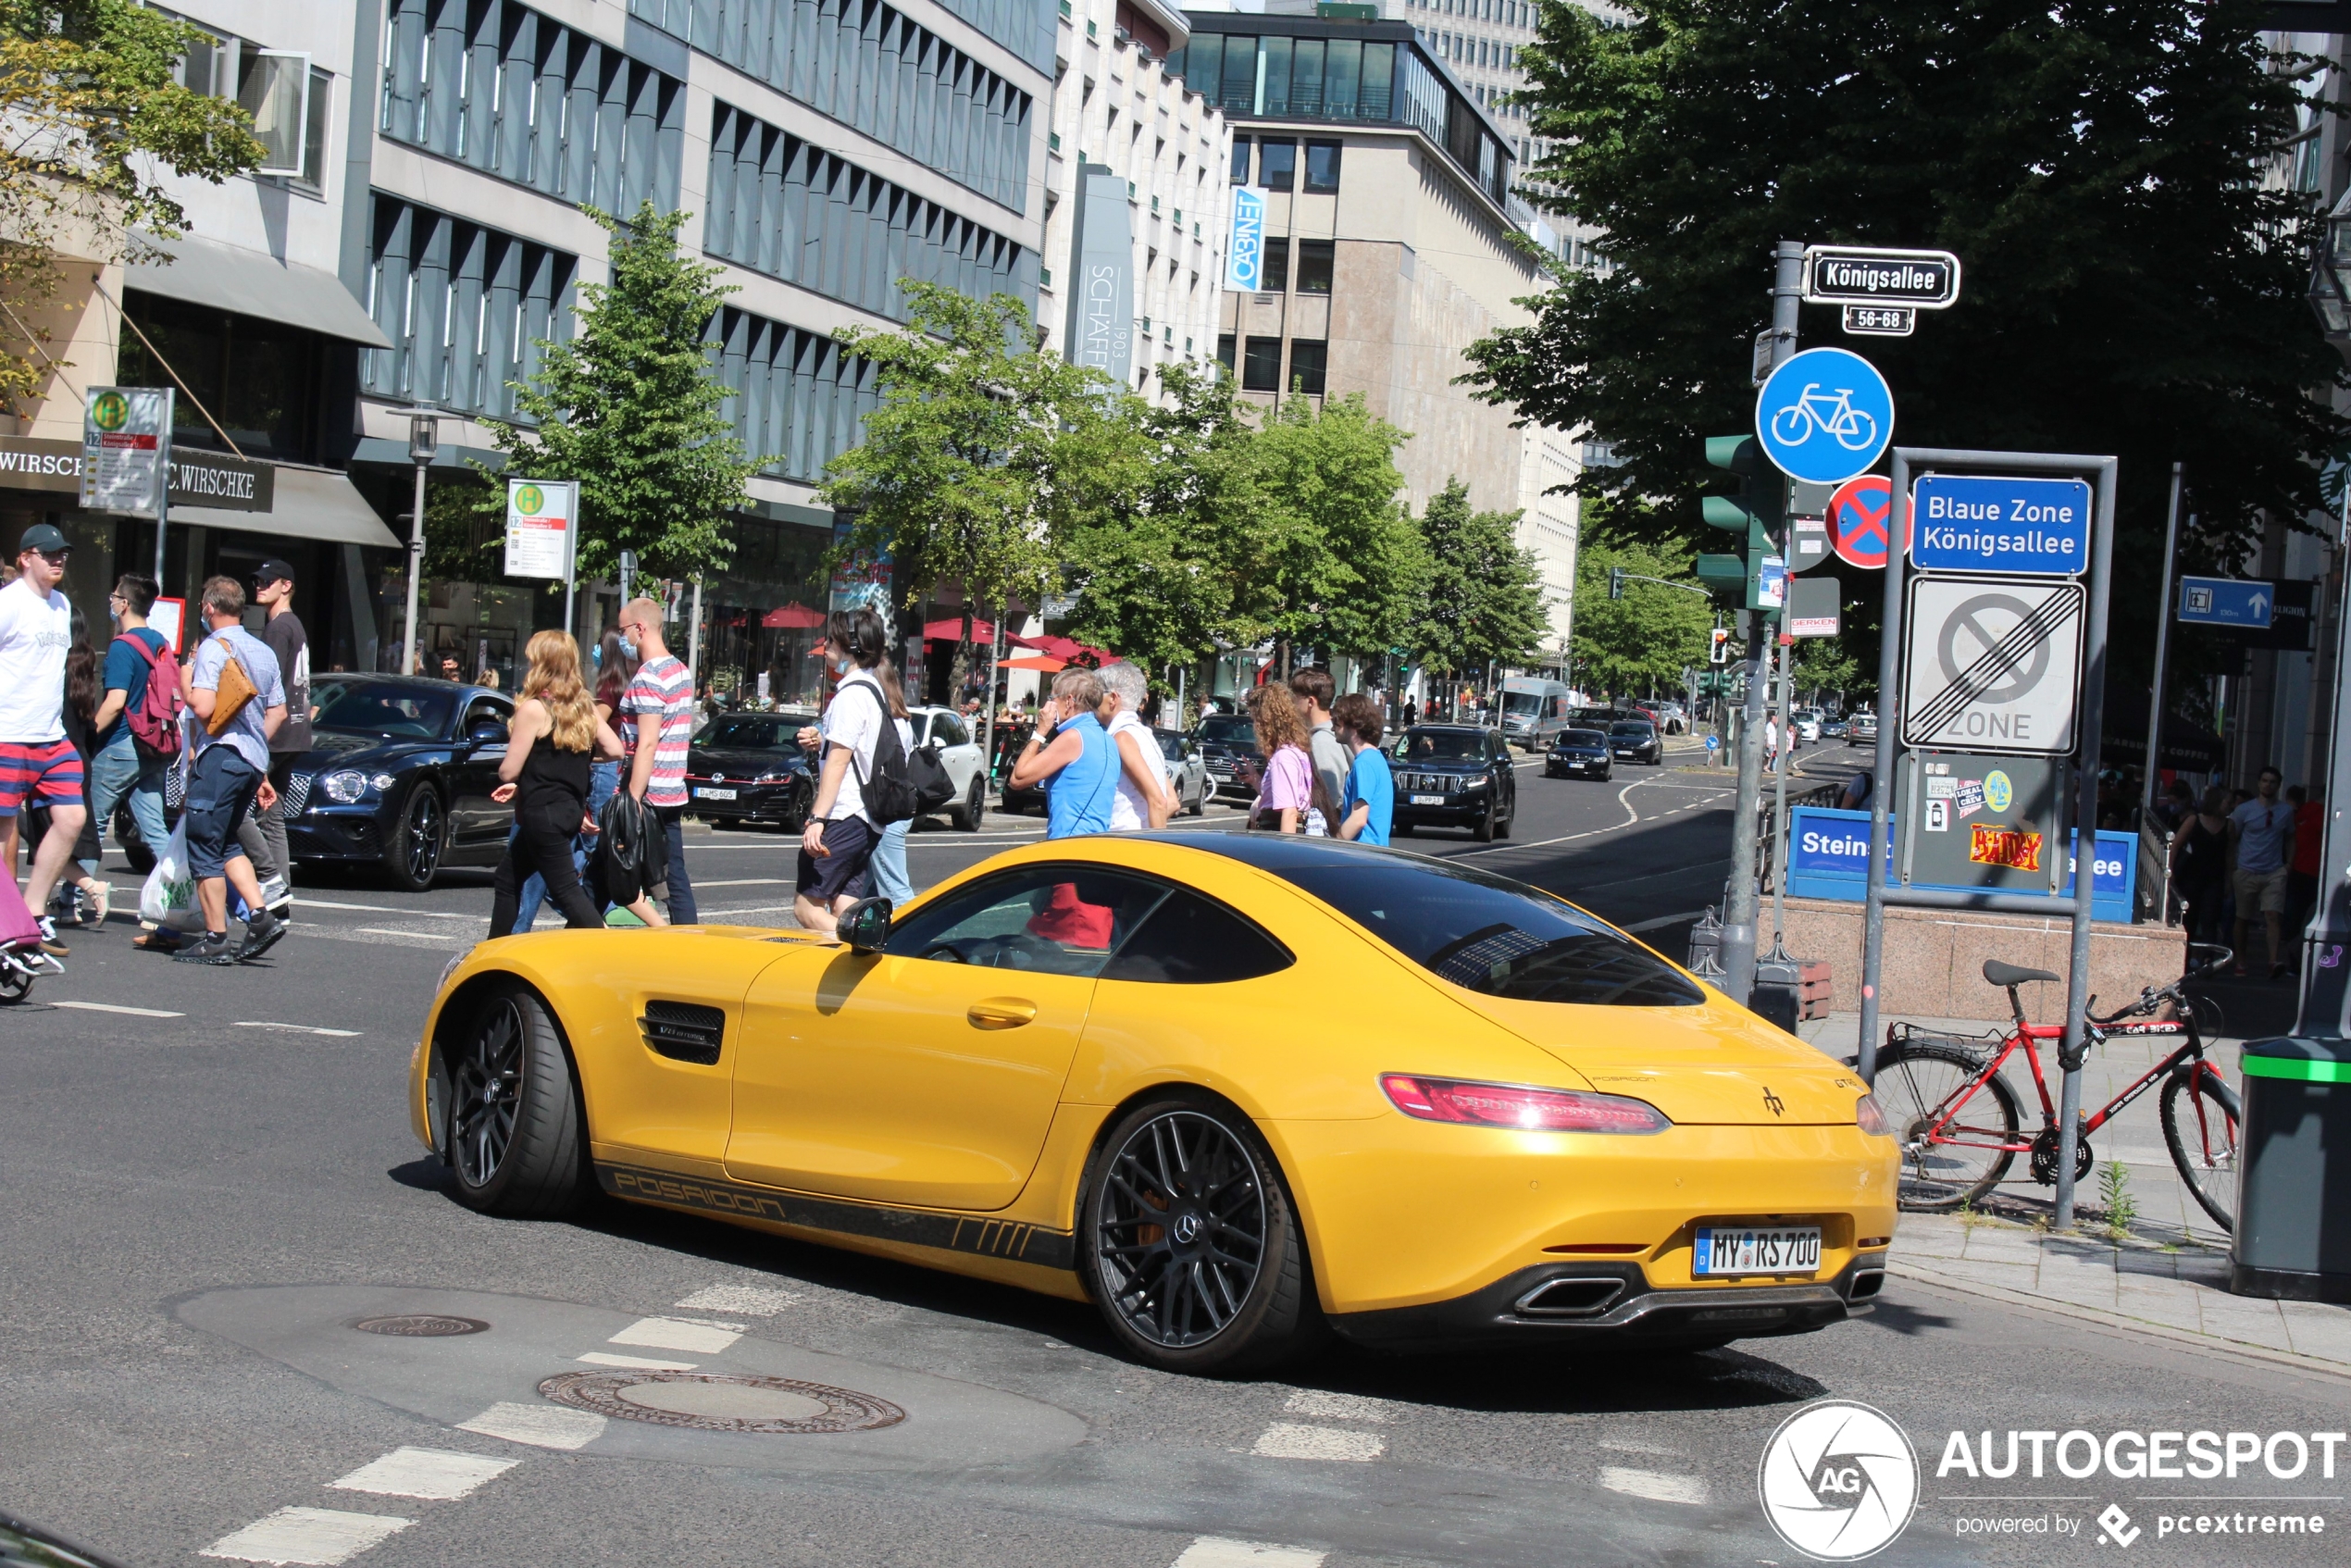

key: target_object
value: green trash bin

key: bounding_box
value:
[2229,1036,2351,1303]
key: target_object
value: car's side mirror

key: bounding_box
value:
[467,722,507,745]
[836,895,893,953]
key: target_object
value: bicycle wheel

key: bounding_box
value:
[2159,1064,2242,1232]
[1835,407,1880,452]
[1874,1042,2021,1211]
[1770,404,1814,446]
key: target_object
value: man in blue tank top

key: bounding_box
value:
[1009,667,1117,839]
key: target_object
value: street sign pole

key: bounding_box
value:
[2140,463,2183,824]
[1771,620,1794,950]
[1723,239,1807,1003]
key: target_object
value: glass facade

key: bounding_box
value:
[118,293,331,465]
[705,305,880,483]
[379,0,685,217]
[361,195,578,419]
[625,0,1035,211]
[704,101,1032,320]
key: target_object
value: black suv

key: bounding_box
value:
[1390,725,1517,840]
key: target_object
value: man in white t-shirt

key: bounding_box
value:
[1098,661,1174,831]
[0,524,87,952]
[793,606,888,935]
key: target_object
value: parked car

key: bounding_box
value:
[1792,708,1822,743]
[1157,728,1210,816]
[1849,710,1879,742]
[1653,701,1688,735]
[1499,677,1575,752]
[283,676,516,891]
[1544,727,1613,781]
[1390,725,1518,840]
[684,711,817,832]
[908,705,989,829]
[1191,711,1265,804]
[1822,716,1848,739]
[1609,718,1663,766]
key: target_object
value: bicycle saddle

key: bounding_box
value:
[1984,959,2060,988]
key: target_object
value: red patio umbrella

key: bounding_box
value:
[998,654,1065,672]
[921,616,999,642]
[763,602,825,628]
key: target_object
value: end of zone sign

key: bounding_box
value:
[1909,475,2091,577]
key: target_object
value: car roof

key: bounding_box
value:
[1128,829,1437,876]
[1404,724,1490,735]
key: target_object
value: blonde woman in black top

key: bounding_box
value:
[490,631,622,936]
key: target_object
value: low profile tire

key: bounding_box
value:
[952,772,986,831]
[446,982,589,1217]
[1081,1094,1325,1375]
[383,783,446,892]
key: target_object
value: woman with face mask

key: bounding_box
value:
[791,607,889,936]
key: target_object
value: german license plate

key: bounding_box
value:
[1411,794,1444,805]
[696,787,738,801]
[1694,1226,1821,1276]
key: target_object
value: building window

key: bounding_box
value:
[1261,238,1289,293]
[1259,139,1297,191]
[1296,241,1333,294]
[1217,333,1236,372]
[1230,135,1250,183]
[1303,140,1341,193]
[1241,336,1283,392]
[1287,339,1326,395]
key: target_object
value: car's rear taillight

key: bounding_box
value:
[1379,1074,1668,1135]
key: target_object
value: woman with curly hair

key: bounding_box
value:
[488,630,621,936]
[1247,678,1336,834]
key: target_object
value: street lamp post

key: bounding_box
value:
[399,404,441,676]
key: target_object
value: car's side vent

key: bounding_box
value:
[640,1001,725,1065]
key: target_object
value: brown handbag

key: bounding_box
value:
[204,634,259,737]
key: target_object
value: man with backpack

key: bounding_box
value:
[91,572,176,887]
[792,606,906,936]
[0,523,85,952]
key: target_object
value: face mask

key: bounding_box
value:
[832,655,853,675]
[620,633,640,659]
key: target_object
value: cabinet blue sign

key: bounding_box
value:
[2176,575,2273,630]
[1909,475,2092,576]
[1754,347,1895,485]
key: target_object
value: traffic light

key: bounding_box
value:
[1709,626,1731,666]
[1608,566,1625,601]
[1698,434,1786,611]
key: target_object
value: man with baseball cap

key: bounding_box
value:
[251,556,310,909]
[0,523,87,952]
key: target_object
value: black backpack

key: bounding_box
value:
[842,681,951,827]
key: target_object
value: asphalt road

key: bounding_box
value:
[8,736,2342,1568]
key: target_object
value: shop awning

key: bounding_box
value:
[998,654,1065,672]
[170,464,400,549]
[127,232,393,349]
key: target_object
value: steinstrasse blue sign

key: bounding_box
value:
[1785,806,2134,922]
[1909,475,2092,577]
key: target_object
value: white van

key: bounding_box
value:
[1499,677,1575,751]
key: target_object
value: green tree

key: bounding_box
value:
[0,0,264,411]
[475,202,757,582]
[1571,528,1713,696]
[823,282,1142,683]
[1471,0,2341,691]
[1794,632,1864,706]
[1064,362,1263,683]
[1412,478,1550,678]
[1250,391,1424,667]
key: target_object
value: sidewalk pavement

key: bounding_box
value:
[1799,1007,2351,1378]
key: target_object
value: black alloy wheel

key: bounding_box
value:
[1082,1097,1322,1374]
[384,784,446,892]
[778,775,815,834]
[445,982,589,1216]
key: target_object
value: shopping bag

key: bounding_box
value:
[139,819,204,932]
[0,865,38,948]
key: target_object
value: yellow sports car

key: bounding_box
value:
[411,834,1899,1372]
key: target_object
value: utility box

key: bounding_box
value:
[1752,951,1806,1034]
[2229,1036,2351,1303]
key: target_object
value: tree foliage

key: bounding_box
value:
[1474,0,2342,689]
[1250,392,1424,663]
[823,283,1140,670]
[0,0,264,411]
[476,202,757,582]
[1412,478,1549,675]
[1571,527,1714,695]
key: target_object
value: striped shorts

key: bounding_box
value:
[0,738,83,815]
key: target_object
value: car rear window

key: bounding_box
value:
[1267,858,1704,1007]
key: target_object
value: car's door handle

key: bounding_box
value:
[967,998,1038,1030]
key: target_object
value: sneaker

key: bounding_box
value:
[35,916,68,957]
[260,874,293,920]
[237,908,287,963]
[172,931,240,965]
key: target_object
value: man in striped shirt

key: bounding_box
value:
[617,597,698,925]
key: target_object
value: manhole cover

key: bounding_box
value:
[351,1314,491,1338]
[537,1371,906,1434]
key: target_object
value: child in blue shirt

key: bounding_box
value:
[1332,692,1392,846]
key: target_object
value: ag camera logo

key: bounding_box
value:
[1759,1400,1920,1561]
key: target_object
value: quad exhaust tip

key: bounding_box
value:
[1513,1276,1626,1316]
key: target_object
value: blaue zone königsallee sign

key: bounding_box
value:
[1908,474,2091,577]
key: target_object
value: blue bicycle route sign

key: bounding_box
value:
[1754,347,1895,485]
[1909,475,2092,577]
[2176,575,2273,629]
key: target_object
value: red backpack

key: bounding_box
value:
[116,632,184,760]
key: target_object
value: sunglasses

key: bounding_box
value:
[29,548,69,562]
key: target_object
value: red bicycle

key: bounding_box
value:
[1871,957,2242,1229]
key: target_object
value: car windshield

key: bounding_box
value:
[1272,857,1704,1007]
[1196,714,1255,746]
[1156,731,1188,762]
[313,684,455,740]
[697,715,799,751]
[1395,729,1484,762]
[1611,722,1653,738]
[1558,729,1608,746]
[1503,692,1544,715]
